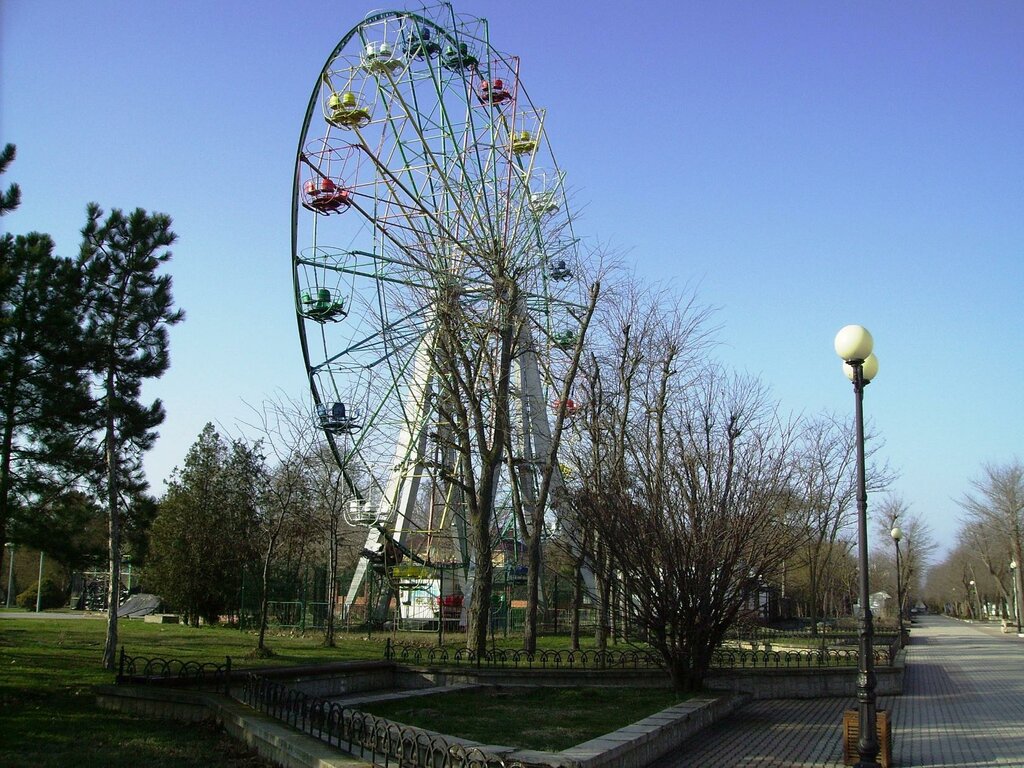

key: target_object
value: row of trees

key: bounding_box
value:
[342,199,908,692]
[5,138,936,687]
[926,460,1024,621]
[0,144,183,668]
[542,282,921,691]
[138,271,915,692]
[146,399,361,653]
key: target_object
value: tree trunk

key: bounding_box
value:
[1013,522,1024,630]
[257,540,273,652]
[102,375,120,671]
[0,411,15,594]
[467,508,494,656]
[522,516,542,653]
[611,573,622,642]
[324,524,338,647]
[808,565,820,635]
[594,551,612,652]
[668,656,706,694]
[571,561,583,651]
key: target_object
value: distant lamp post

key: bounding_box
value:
[1011,561,1022,636]
[970,579,980,620]
[890,527,904,645]
[4,542,14,609]
[35,551,45,613]
[835,324,881,768]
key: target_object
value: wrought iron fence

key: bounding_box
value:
[241,672,532,768]
[710,645,895,668]
[116,647,232,694]
[384,641,662,670]
[384,640,897,670]
[114,637,901,767]
[731,626,902,643]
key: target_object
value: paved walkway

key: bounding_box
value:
[0,609,102,619]
[651,614,1024,767]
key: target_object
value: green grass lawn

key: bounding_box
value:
[0,613,390,768]
[359,686,689,752]
[0,613,664,766]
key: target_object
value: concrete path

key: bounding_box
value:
[0,609,102,619]
[651,614,1024,767]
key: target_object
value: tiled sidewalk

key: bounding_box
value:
[650,615,1024,767]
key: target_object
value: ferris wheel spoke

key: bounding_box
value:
[374,68,493,243]
[349,141,465,250]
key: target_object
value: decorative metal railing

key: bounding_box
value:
[116,647,232,694]
[114,636,902,767]
[241,672,531,768]
[710,645,895,668]
[730,626,902,644]
[384,641,662,670]
[383,640,897,670]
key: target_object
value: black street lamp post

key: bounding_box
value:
[891,526,904,646]
[835,324,881,768]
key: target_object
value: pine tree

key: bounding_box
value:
[1,144,21,214]
[79,203,184,669]
[0,144,92,591]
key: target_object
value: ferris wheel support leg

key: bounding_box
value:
[446,493,471,631]
[342,527,383,621]
[515,347,545,613]
[342,340,435,620]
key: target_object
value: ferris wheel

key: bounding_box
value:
[291,4,587,621]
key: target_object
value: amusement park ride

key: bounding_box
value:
[291,3,589,630]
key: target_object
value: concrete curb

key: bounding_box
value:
[96,684,370,767]
[548,694,747,768]
[96,683,744,768]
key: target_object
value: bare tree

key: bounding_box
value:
[562,283,801,691]
[416,237,603,656]
[958,460,1024,621]
[589,365,799,691]
[925,540,979,617]
[563,281,717,652]
[519,279,600,653]
[790,413,893,633]
[427,272,519,655]
[304,440,361,646]
[241,397,321,655]
[874,496,936,620]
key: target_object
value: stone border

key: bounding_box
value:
[95,684,368,768]
[96,652,904,768]
[502,694,745,768]
[96,680,743,768]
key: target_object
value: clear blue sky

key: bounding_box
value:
[3,1,1022,559]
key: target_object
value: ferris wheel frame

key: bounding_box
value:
[290,3,587,627]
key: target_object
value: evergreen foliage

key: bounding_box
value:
[1,148,184,658]
[16,577,66,610]
[14,490,107,572]
[146,424,261,626]
[78,203,184,668]
[1,144,93,590]
[0,144,20,214]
